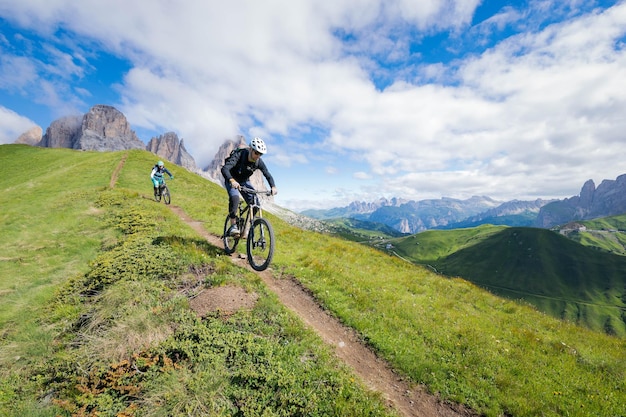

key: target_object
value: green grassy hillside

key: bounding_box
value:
[324,217,406,242]
[1,145,625,417]
[391,226,626,337]
[557,214,626,255]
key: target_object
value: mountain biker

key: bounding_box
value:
[221,137,277,237]
[151,160,174,197]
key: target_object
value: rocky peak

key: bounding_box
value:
[74,105,145,151]
[15,126,43,145]
[579,179,595,207]
[203,136,247,181]
[39,115,82,148]
[146,132,196,171]
[536,174,626,227]
[19,105,197,173]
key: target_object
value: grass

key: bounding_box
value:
[0,145,394,417]
[1,144,625,417]
[559,214,626,255]
[386,225,626,338]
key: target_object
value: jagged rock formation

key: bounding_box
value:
[536,175,626,228]
[15,126,43,145]
[75,105,145,150]
[17,104,196,173]
[37,105,145,151]
[204,136,247,182]
[146,132,196,171]
[39,115,82,148]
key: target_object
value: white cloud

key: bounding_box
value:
[1,0,626,209]
[0,106,37,144]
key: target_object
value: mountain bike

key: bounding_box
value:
[223,186,275,271]
[154,178,172,205]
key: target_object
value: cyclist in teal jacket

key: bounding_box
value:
[150,160,173,198]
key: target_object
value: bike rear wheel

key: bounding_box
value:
[223,215,240,255]
[247,218,275,271]
[162,185,171,205]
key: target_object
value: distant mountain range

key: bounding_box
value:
[303,175,626,233]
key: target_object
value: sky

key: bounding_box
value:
[1,0,625,212]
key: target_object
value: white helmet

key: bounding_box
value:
[250,137,267,154]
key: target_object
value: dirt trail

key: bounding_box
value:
[170,205,474,417]
[107,159,472,416]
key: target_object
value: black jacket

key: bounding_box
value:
[221,148,276,188]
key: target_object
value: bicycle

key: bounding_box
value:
[154,178,172,205]
[223,186,275,271]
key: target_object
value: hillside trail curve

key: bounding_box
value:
[170,206,475,417]
[107,158,473,417]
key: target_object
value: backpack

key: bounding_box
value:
[224,147,246,165]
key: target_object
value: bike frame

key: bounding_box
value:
[236,187,266,232]
[223,186,275,271]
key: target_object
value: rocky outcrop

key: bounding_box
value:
[74,105,145,151]
[37,105,145,151]
[204,136,247,181]
[15,126,43,145]
[39,115,82,148]
[536,174,626,228]
[146,132,196,170]
[19,104,196,172]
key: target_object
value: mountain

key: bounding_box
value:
[20,105,278,194]
[369,196,502,233]
[536,174,626,228]
[146,131,196,170]
[15,125,43,145]
[306,173,626,234]
[305,195,503,234]
[18,104,197,171]
[39,105,145,150]
[301,197,408,219]
[203,135,247,181]
[437,198,555,229]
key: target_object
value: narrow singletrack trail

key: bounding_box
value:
[170,205,475,417]
[108,156,474,416]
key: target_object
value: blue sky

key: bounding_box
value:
[1,0,625,211]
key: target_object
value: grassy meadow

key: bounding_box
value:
[1,144,625,417]
[387,225,626,338]
[563,214,626,256]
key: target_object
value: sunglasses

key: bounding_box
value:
[252,150,262,156]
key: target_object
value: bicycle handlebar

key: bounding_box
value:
[239,186,272,196]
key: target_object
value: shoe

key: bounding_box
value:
[228,225,240,238]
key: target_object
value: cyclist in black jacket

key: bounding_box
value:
[221,137,278,237]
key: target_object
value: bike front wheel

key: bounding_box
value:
[247,218,275,271]
[162,185,171,205]
[223,215,240,255]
